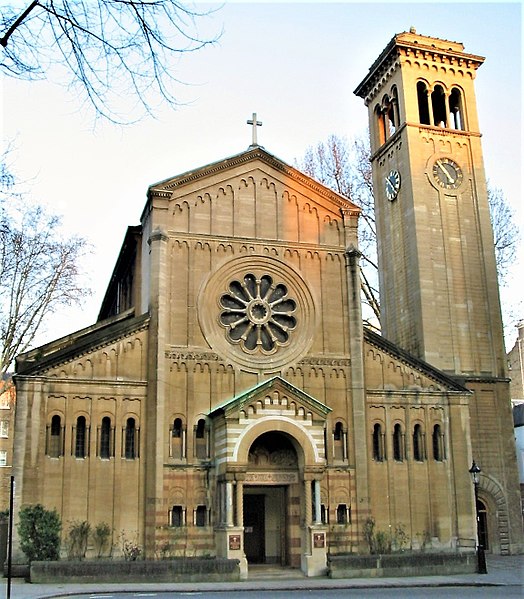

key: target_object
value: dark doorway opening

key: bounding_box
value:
[244,494,265,563]
[477,499,489,551]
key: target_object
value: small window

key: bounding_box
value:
[75,416,87,458]
[99,417,113,459]
[171,418,184,459]
[195,505,207,527]
[48,415,63,458]
[413,424,425,462]
[372,423,384,461]
[336,504,349,525]
[417,81,431,125]
[172,418,183,438]
[431,84,447,127]
[171,505,184,527]
[449,88,464,130]
[432,424,444,461]
[0,420,8,438]
[124,417,137,459]
[393,423,404,462]
[333,421,345,460]
[0,450,6,467]
[195,419,208,459]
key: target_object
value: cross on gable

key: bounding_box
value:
[247,112,263,148]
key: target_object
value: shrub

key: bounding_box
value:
[18,504,61,562]
[92,522,112,558]
[65,520,90,560]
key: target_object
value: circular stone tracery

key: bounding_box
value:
[219,273,297,353]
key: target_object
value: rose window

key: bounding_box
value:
[219,274,297,353]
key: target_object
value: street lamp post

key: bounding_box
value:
[469,460,487,574]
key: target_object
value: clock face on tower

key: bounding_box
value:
[432,158,463,190]
[385,169,401,201]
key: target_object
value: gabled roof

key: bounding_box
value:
[364,327,470,392]
[209,375,332,419]
[145,146,360,216]
[15,309,149,376]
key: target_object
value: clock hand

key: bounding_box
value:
[436,159,454,183]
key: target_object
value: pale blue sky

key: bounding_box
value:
[2,1,522,348]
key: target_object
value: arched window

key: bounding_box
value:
[75,416,87,458]
[431,84,447,127]
[413,424,425,462]
[449,87,464,130]
[333,421,346,461]
[195,505,207,527]
[99,416,113,459]
[171,417,185,459]
[432,424,444,461]
[375,104,386,146]
[124,417,137,459]
[393,423,404,461]
[336,504,350,525]
[372,423,384,461]
[170,505,185,527]
[417,81,431,125]
[47,414,63,458]
[195,418,208,459]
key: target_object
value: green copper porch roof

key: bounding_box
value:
[208,375,332,419]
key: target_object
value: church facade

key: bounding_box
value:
[12,31,523,575]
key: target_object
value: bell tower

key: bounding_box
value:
[355,30,523,554]
[355,29,505,377]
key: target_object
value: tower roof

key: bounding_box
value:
[354,29,485,99]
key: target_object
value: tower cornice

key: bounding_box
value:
[355,31,485,103]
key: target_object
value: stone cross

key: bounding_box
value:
[247,113,262,147]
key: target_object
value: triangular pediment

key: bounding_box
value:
[147,146,360,217]
[209,376,332,423]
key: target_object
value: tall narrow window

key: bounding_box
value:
[375,105,386,146]
[333,421,344,460]
[449,87,464,130]
[171,418,184,459]
[195,419,208,459]
[0,420,8,438]
[171,505,184,527]
[393,423,404,461]
[124,417,137,459]
[413,424,424,462]
[336,504,350,524]
[417,81,431,125]
[432,424,444,461]
[100,416,112,459]
[195,505,207,527]
[431,84,447,127]
[75,416,87,458]
[372,423,384,461]
[48,415,63,458]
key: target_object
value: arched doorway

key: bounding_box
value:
[477,498,489,551]
[244,431,300,567]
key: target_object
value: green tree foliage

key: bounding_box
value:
[18,504,61,562]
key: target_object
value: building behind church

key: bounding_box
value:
[12,30,523,576]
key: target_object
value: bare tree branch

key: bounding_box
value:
[0,150,90,374]
[1,0,221,123]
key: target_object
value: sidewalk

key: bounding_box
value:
[5,554,523,598]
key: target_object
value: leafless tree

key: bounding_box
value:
[0,154,89,375]
[488,184,520,286]
[298,134,380,327]
[1,1,220,123]
[298,134,520,331]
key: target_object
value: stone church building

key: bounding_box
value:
[12,31,523,575]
